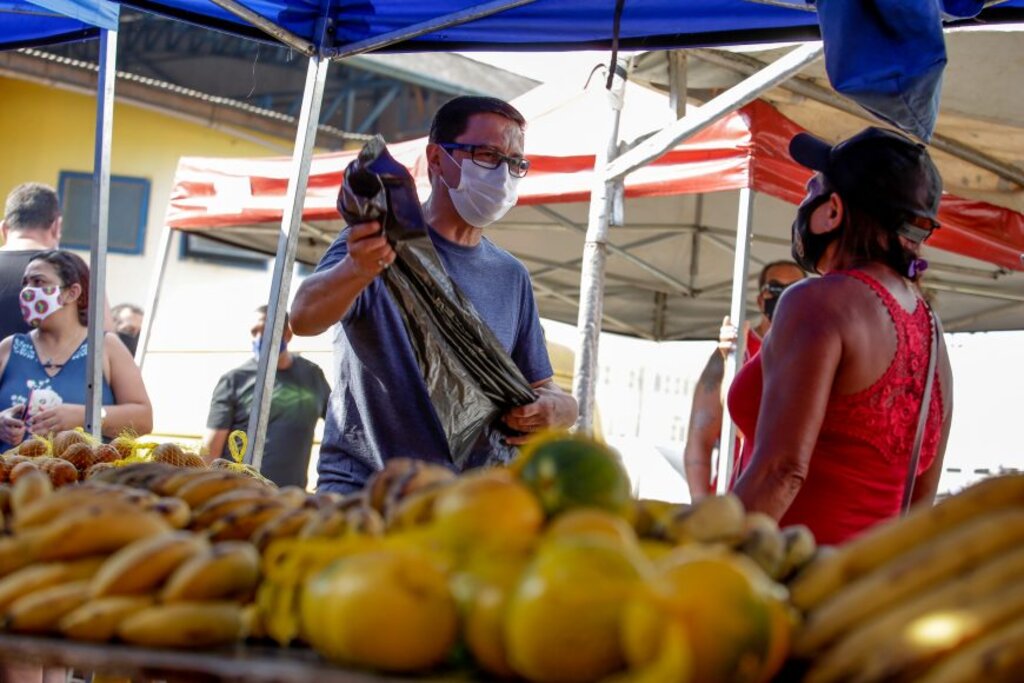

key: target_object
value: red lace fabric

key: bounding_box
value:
[728,269,943,545]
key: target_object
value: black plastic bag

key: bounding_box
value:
[338,136,537,468]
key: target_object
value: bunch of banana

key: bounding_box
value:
[791,473,1024,683]
[649,493,817,582]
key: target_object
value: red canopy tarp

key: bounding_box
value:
[167,98,1024,272]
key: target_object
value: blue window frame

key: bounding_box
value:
[179,233,269,271]
[57,172,149,255]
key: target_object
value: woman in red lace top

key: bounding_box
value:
[729,128,954,545]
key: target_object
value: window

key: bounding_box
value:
[180,234,269,270]
[57,172,149,255]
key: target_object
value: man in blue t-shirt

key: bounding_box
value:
[290,96,578,493]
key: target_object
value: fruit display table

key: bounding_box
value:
[0,635,473,683]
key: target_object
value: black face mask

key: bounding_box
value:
[762,295,780,322]
[791,176,840,274]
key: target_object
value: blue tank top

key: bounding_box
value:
[0,333,114,450]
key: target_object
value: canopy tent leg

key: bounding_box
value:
[134,220,175,370]
[717,187,755,495]
[572,60,628,433]
[84,27,117,440]
[245,55,329,471]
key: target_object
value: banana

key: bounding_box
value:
[915,615,1024,683]
[806,544,1024,683]
[144,496,192,529]
[189,488,275,530]
[89,461,177,492]
[737,513,786,579]
[160,541,261,603]
[90,531,209,597]
[0,533,43,578]
[175,471,271,508]
[790,474,1024,611]
[795,508,1024,656]
[13,484,156,532]
[11,467,52,515]
[3,579,91,633]
[250,508,318,552]
[779,525,817,581]
[59,595,155,642]
[385,484,444,531]
[275,485,310,508]
[205,499,291,542]
[298,505,348,539]
[664,493,746,545]
[117,601,245,648]
[34,502,172,562]
[0,556,106,612]
[152,467,212,497]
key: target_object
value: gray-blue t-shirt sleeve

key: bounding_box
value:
[512,273,554,385]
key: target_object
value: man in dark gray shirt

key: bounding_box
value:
[204,306,331,489]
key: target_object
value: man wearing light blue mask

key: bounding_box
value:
[291,96,578,493]
[203,305,330,489]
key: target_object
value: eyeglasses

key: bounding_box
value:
[439,143,531,178]
[761,280,794,297]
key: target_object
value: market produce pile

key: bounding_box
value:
[0,428,1022,682]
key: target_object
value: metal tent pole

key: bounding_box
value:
[572,61,628,433]
[604,43,823,183]
[716,188,755,494]
[134,221,174,369]
[245,56,329,470]
[84,27,117,439]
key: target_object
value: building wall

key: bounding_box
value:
[0,76,336,457]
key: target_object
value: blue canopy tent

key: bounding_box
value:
[45,0,1023,470]
[1,0,120,440]
[0,0,117,49]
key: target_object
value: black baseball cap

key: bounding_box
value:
[789,127,942,242]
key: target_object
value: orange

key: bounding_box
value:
[432,469,543,552]
[505,536,650,682]
[300,546,457,673]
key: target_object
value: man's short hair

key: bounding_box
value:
[256,305,290,328]
[428,96,526,145]
[758,260,805,289]
[4,183,59,231]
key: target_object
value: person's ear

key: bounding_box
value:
[0,220,9,243]
[51,216,62,244]
[63,282,82,306]
[426,143,445,181]
[825,193,844,231]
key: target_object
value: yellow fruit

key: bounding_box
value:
[505,536,649,683]
[544,508,640,550]
[117,601,244,648]
[59,595,154,642]
[451,548,531,678]
[514,431,632,519]
[626,547,778,683]
[301,547,457,673]
[432,469,543,551]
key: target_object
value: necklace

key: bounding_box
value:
[41,359,65,370]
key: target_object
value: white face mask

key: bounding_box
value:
[20,285,63,328]
[441,148,520,228]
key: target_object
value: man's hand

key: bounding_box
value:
[29,404,85,437]
[347,221,396,279]
[501,382,578,445]
[0,404,26,446]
